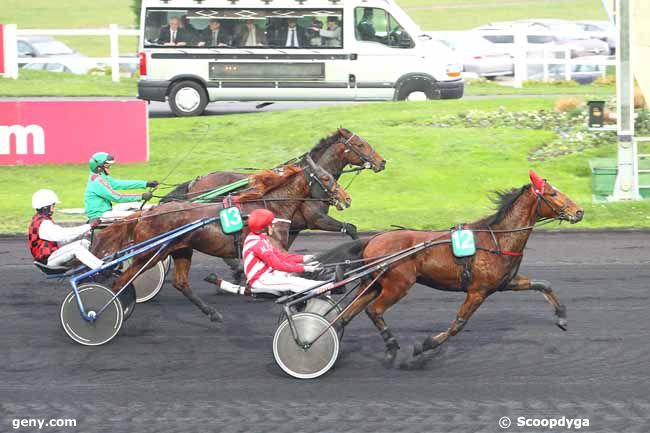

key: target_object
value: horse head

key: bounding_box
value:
[529,170,584,224]
[304,154,351,211]
[337,127,386,172]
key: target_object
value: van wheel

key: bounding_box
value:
[395,79,437,101]
[169,80,208,117]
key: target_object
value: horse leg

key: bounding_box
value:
[172,249,223,323]
[365,271,414,369]
[304,208,359,239]
[338,282,381,328]
[503,274,567,331]
[404,290,487,369]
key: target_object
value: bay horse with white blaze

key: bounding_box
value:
[315,171,583,369]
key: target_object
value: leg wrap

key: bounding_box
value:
[530,280,552,294]
[380,328,400,350]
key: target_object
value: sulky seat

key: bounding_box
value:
[33,261,70,275]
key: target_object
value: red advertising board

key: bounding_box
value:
[0,24,5,74]
[0,99,149,165]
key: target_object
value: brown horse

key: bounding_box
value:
[91,158,351,322]
[316,171,584,369]
[162,128,386,241]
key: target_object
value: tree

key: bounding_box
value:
[131,0,142,26]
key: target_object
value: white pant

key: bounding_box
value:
[100,203,145,221]
[47,239,104,270]
[251,270,325,296]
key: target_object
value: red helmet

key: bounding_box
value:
[248,209,275,233]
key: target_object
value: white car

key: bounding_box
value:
[575,20,616,54]
[474,20,609,58]
[431,32,513,79]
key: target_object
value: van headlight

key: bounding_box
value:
[446,64,461,78]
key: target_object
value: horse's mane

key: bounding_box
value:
[237,164,304,202]
[307,128,348,162]
[474,184,530,226]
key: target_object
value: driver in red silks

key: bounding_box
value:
[215,209,325,297]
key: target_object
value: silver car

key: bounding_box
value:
[432,32,513,79]
[17,36,95,74]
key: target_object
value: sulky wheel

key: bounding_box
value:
[162,256,172,275]
[122,258,166,303]
[273,313,340,379]
[277,296,344,339]
[60,283,123,346]
[303,296,344,340]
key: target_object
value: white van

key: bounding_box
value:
[137,0,463,116]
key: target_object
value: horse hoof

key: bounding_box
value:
[399,354,426,371]
[381,350,398,369]
[412,342,423,357]
[557,318,568,331]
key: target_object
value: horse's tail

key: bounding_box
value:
[160,180,192,203]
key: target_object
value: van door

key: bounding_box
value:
[351,7,417,100]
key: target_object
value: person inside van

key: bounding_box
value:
[314,16,342,47]
[198,19,231,47]
[280,18,306,48]
[306,19,324,47]
[180,15,200,44]
[237,19,267,47]
[357,8,376,41]
[158,16,190,46]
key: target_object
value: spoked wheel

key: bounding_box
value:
[273,313,340,379]
[118,284,136,320]
[60,283,123,346]
[122,258,166,303]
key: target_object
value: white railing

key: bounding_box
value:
[1,24,139,82]
[428,29,616,88]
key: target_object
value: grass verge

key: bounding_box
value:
[1,96,646,234]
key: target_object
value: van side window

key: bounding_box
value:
[354,7,413,48]
[143,8,343,49]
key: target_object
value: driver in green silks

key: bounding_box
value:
[84,152,159,220]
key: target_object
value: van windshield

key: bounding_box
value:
[144,8,343,49]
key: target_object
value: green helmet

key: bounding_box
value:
[89,152,115,173]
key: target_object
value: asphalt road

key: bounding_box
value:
[1,231,649,433]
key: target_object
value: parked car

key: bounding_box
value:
[17,36,95,74]
[431,32,513,79]
[527,61,606,84]
[474,20,609,58]
[575,20,616,54]
[515,20,610,57]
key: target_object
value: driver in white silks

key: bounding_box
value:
[216,209,325,297]
[28,189,104,270]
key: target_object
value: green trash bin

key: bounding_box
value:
[589,158,617,201]
[639,156,650,199]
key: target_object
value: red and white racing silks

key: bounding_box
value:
[242,232,305,285]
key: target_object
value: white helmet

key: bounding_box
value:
[32,189,60,210]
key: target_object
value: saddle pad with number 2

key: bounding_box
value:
[451,229,476,257]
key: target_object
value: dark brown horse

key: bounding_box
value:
[316,171,584,369]
[91,159,351,322]
[162,128,386,241]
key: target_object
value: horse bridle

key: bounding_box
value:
[304,164,344,206]
[341,133,377,170]
[532,183,571,222]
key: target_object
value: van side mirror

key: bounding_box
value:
[397,32,414,48]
